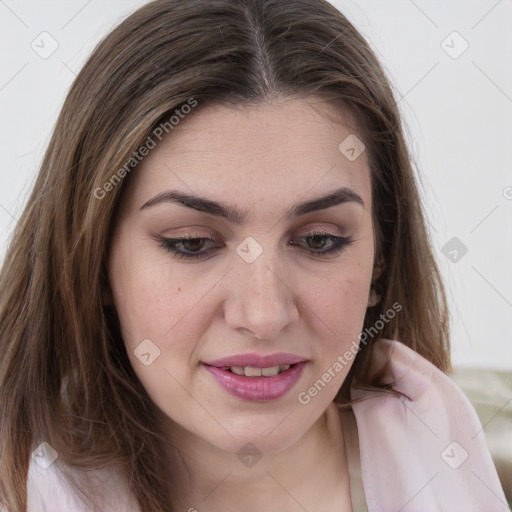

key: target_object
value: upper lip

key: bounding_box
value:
[203,352,308,368]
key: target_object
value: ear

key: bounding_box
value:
[371,256,384,283]
[100,270,114,307]
[367,258,384,307]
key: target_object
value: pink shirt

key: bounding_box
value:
[21,338,508,511]
[349,338,509,511]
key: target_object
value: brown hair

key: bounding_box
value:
[0,0,450,510]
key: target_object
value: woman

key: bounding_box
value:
[0,0,507,511]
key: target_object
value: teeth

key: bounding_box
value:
[227,364,293,377]
[244,366,262,377]
[261,365,280,377]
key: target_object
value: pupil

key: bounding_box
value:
[308,235,325,249]
[184,239,205,251]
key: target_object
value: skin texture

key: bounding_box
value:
[108,96,377,511]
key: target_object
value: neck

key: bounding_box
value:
[160,402,351,512]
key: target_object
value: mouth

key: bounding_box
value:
[202,356,308,402]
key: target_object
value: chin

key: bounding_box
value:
[209,428,304,457]
[204,404,325,456]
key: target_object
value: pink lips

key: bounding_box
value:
[203,352,308,402]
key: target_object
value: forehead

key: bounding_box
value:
[123,96,371,213]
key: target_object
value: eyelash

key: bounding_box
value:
[156,230,354,260]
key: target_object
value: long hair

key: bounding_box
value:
[0,0,450,510]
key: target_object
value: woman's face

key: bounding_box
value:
[108,96,376,454]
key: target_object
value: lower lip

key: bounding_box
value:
[203,362,307,402]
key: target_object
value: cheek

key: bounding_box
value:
[110,243,195,340]
[109,259,202,404]
[302,251,373,344]
[304,276,370,351]
[109,244,218,388]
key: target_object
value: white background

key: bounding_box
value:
[0,0,511,369]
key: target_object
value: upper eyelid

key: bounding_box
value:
[165,229,346,242]
[161,222,347,238]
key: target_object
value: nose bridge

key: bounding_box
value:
[236,240,286,307]
[226,237,298,338]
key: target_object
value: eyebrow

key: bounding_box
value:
[140,186,364,224]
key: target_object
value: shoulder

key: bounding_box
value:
[26,445,141,512]
[349,338,509,512]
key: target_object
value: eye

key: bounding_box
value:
[155,230,354,260]
[290,230,354,258]
[156,233,223,260]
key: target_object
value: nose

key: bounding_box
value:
[224,250,299,341]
